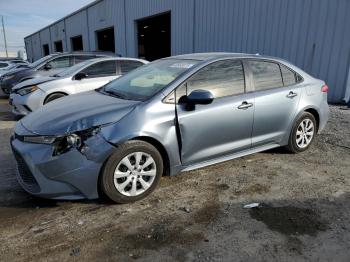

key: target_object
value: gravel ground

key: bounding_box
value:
[0,96,349,262]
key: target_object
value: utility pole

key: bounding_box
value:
[1,16,8,57]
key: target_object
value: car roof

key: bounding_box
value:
[80,57,149,64]
[50,51,121,57]
[169,52,261,61]
[169,52,295,63]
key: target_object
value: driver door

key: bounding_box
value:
[176,59,254,166]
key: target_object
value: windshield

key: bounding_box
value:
[102,59,199,101]
[30,55,54,68]
[54,60,94,77]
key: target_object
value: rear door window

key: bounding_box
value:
[0,62,8,68]
[249,61,283,91]
[81,60,117,78]
[280,64,303,86]
[119,60,144,75]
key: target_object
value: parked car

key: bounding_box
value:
[10,57,148,116]
[0,62,30,77]
[0,57,26,62]
[0,52,116,94]
[11,53,329,203]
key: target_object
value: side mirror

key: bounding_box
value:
[44,63,52,70]
[75,72,88,80]
[183,89,214,105]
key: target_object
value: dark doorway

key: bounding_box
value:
[96,27,115,52]
[54,41,63,52]
[71,35,83,51]
[43,44,49,56]
[137,12,171,61]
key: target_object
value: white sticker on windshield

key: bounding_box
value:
[170,63,195,69]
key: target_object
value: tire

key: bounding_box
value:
[100,140,163,204]
[44,93,66,104]
[286,112,317,153]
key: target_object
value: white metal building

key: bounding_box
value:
[24,0,350,103]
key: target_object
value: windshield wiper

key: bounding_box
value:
[103,89,127,99]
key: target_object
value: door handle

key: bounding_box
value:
[286,91,298,98]
[238,101,253,110]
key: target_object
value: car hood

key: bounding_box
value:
[21,91,140,136]
[2,67,28,76]
[13,76,57,90]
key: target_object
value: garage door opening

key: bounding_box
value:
[43,44,49,56]
[137,12,171,61]
[54,41,63,52]
[96,27,115,53]
[71,35,83,51]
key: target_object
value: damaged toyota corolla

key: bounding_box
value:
[11,53,329,203]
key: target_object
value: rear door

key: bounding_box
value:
[72,60,118,93]
[175,59,254,166]
[247,60,302,147]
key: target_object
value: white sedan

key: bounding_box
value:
[10,57,148,116]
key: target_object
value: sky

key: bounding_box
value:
[0,0,95,54]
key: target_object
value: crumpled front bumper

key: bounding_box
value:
[11,127,116,200]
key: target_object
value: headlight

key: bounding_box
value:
[54,127,100,156]
[17,85,39,96]
[3,74,15,81]
[22,127,100,155]
[23,135,56,144]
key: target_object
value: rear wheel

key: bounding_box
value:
[100,140,163,203]
[44,93,66,104]
[286,112,316,153]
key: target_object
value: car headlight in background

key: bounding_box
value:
[17,85,39,96]
[3,74,15,81]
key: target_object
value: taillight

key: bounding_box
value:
[321,84,329,93]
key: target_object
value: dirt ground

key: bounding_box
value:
[0,95,349,262]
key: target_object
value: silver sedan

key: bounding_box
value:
[11,53,329,203]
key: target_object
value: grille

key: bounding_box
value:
[12,148,40,193]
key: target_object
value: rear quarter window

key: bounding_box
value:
[280,64,303,86]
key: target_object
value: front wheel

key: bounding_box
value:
[286,112,317,153]
[44,93,66,104]
[100,140,163,203]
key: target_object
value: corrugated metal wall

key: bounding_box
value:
[30,33,41,61]
[124,0,194,57]
[50,20,67,52]
[65,10,89,51]
[87,0,126,52]
[24,0,350,102]
[39,28,51,55]
[192,0,350,102]
[24,38,33,62]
